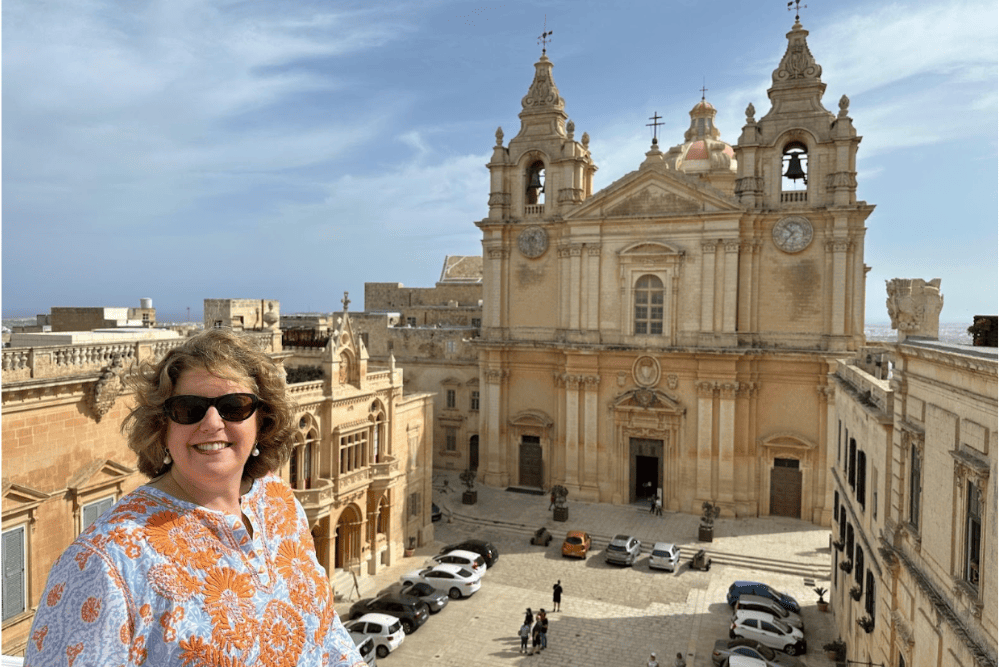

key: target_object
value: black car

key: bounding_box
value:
[431,502,443,522]
[348,593,430,634]
[440,539,499,568]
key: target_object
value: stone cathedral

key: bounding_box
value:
[475,18,871,524]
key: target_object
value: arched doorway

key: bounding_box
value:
[334,505,363,570]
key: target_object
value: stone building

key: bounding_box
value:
[475,18,870,523]
[831,280,997,667]
[1,300,434,656]
[203,297,281,330]
[43,301,158,332]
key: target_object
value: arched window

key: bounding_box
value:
[634,275,664,335]
[526,160,545,205]
[781,142,808,189]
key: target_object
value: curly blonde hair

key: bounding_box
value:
[122,328,295,479]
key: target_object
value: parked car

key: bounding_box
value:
[734,594,804,630]
[648,542,681,571]
[711,637,805,667]
[352,634,378,667]
[724,656,769,667]
[431,502,442,522]
[379,581,449,614]
[440,539,499,568]
[401,563,481,599]
[345,612,405,659]
[726,581,801,614]
[730,610,806,656]
[349,594,430,635]
[604,534,642,566]
[530,527,553,546]
[561,530,591,558]
[426,549,486,576]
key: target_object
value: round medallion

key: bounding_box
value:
[772,216,814,253]
[517,226,549,258]
[631,356,661,388]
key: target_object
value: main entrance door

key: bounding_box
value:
[469,435,479,471]
[519,436,543,488]
[770,458,802,518]
[629,438,664,503]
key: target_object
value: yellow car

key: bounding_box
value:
[561,531,591,559]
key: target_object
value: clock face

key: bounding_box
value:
[517,226,548,258]
[772,216,813,253]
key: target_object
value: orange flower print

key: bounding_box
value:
[129,637,148,666]
[145,511,220,570]
[148,563,199,602]
[65,643,83,667]
[259,599,305,667]
[31,625,47,651]
[262,481,298,538]
[80,596,102,623]
[46,582,66,607]
[203,567,256,653]
[140,603,153,624]
[179,636,242,667]
[159,607,185,643]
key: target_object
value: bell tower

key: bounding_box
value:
[733,16,874,350]
[485,49,597,222]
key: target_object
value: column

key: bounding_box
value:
[569,246,582,330]
[829,240,849,336]
[483,368,506,487]
[701,243,717,333]
[696,381,715,505]
[718,383,737,507]
[723,241,740,333]
[819,384,836,525]
[564,375,580,489]
[586,247,601,331]
[582,375,600,493]
[559,246,571,330]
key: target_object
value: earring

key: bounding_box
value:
[252,446,260,457]
[163,451,172,465]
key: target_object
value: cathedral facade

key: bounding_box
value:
[476,19,871,524]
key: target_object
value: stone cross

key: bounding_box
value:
[647,111,663,143]
[341,291,350,312]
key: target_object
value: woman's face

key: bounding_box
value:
[164,366,259,498]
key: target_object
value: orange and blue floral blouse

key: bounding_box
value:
[25,475,365,667]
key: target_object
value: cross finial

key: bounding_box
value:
[700,84,708,101]
[646,111,663,144]
[342,291,350,312]
[787,0,807,21]
[538,15,553,54]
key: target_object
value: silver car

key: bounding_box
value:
[734,594,805,630]
[379,581,449,614]
[648,542,681,572]
[604,534,642,566]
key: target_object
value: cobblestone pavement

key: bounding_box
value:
[334,473,840,667]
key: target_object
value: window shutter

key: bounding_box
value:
[2,527,25,620]
[82,496,115,531]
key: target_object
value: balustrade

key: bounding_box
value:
[780,190,808,204]
[2,339,184,383]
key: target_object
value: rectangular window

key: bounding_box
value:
[406,317,416,327]
[909,444,921,528]
[865,570,876,618]
[446,389,456,409]
[855,545,864,588]
[856,450,867,510]
[446,428,457,452]
[2,526,25,621]
[965,481,981,586]
[446,341,457,353]
[471,318,481,328]
[82,495,115,533]
[837,420,842,464]
[839,506,847,544]
[470,390,480,411]
[408,491,421,517]
[848,438,857,488]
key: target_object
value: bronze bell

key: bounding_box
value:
[526,170,544,192]
[784,152,807,182]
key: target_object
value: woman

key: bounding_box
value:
[25,328,365,666]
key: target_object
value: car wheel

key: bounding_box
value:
[401,620,415,634]
[376,646,389,659]
[785,644,801,656]
[449,587,462,600]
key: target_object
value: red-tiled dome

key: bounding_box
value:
[685,141,709,161]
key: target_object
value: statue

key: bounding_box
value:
[886,278,944,341]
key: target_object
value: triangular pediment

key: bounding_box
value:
[568,167,742,220]
[612,388,683,412]
[2,478,50,515]
[67,459,135,493]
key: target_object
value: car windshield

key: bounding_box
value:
[652,549,672,557]
[608,544,626,552]
[388,621,402,633]
[411,583,434,596]
[456,568,473,578]
[566,537,582,545]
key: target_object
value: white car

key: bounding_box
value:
[344,612,405,659]
[353,635,378,667]
[648,542,681,572]
[730,610,806,656]
[401,563,482,599]
[426,549,486,577]
[734,594,805,630]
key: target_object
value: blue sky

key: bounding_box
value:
[3,0,996,324]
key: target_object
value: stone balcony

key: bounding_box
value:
[294,478,336,516]
[2,339,185,384]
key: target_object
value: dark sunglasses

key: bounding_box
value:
[163,393,260,425]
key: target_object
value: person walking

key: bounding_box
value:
[647,652,659,667]
[538,609,548,650]
[552,580,563,611]
[649,495,656,513]
[518,621,530,653]
[655,496,663,516]
[529,619,542,655]
[549,489,556,510]
[673,652,686,667]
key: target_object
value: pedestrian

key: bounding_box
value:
[524,607,534,626]
[538,609,548,650]
[518,621,530,653]
[673,652,686,667]
[649,495,656,514]
[647,652,659,667]
[549,490,556,510]
[530,619,542,655]
[552,580,563,611]
[655,496,663,516]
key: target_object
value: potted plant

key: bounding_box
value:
[857,615,875,633]
[823,638,846,662]
[699,501,720,542]
[814,587,829,612]
[551,485,569,521]
[839,559,853,574]
[832,539,845,551]
[404,537,416,557]
[460,469,477,505]
[849,585,862,601]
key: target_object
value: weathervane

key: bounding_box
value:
[538,15,553,54]
[787,0,807,21]
[646,111,663,144]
